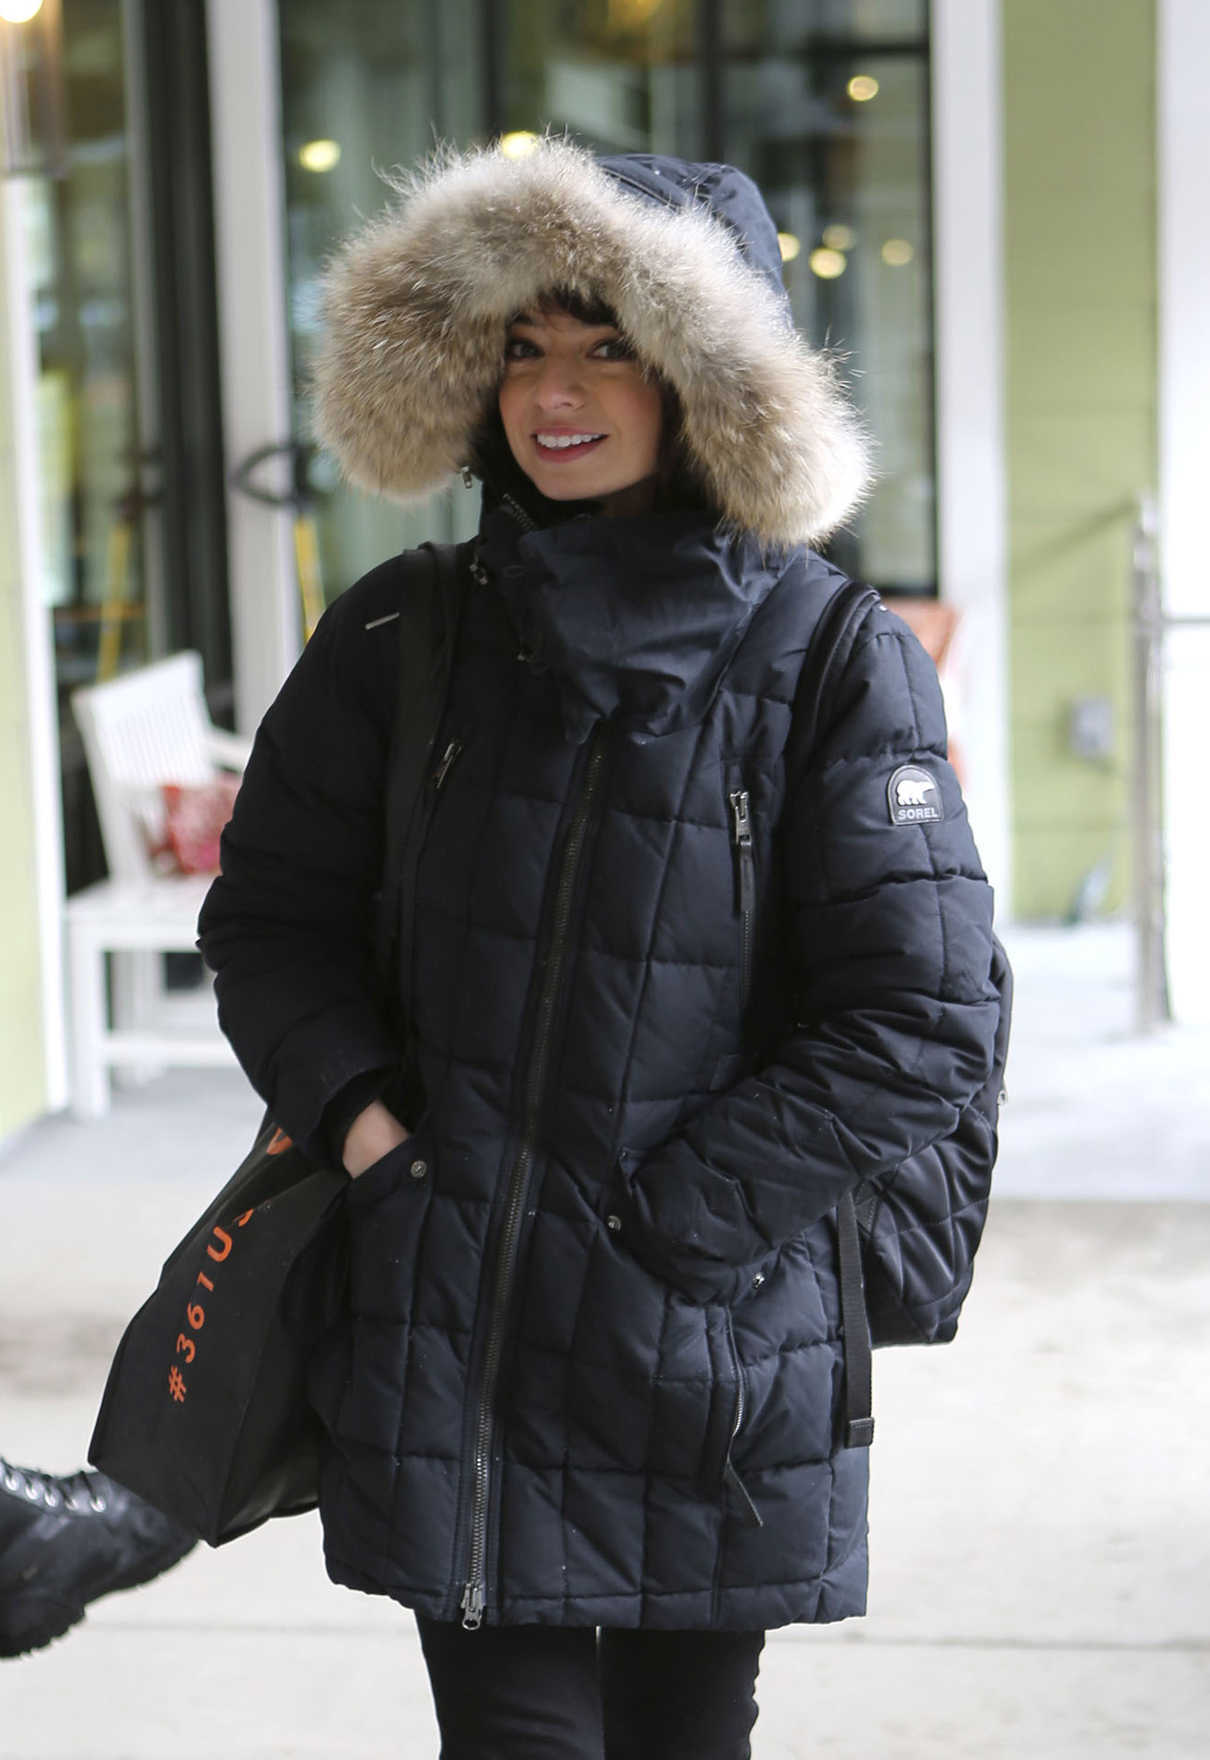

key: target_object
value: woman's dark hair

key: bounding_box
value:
[524,285,620,328]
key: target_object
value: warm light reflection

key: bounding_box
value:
[0,0,45,21]
[500,131,539,159]
[822,224,856,252]
[881,238,914,267]
[777,232,801,262]
[299,139,341,173]
[809,248,847,280]
[608,0,664,24]
[848,75,880,102]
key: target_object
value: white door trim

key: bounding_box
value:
[1158,0,1210,1024]
[205,0,300,734]
[2,181,68,1112]
[930,0,1011,915]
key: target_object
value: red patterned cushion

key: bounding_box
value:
[153,775,242,875]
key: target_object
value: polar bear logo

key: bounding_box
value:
[887,765,943,825]
[895,775,936,808]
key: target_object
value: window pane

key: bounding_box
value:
[278,0,484,602]
[723,2,934,590]
[504,0,700,157]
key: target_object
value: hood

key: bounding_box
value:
[313,137,873,548]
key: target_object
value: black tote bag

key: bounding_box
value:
[88,541,469,1545]
[88,1119,348,1545]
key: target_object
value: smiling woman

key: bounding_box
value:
[496,302,665,515]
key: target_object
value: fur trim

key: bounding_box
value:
[313,137,873,546]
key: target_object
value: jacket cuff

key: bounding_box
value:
[321,1067,395,1169]
[605,1158,766,1307]
[269,1004,401,1160]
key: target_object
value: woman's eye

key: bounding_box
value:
[504,337,538,360]
[594,337,635,361]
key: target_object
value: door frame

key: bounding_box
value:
[205,0,300,735]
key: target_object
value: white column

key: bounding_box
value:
[205,0,300,734]
[930,0,1011,917]
[1158,0,1210,1024]
[2,180,68,1111]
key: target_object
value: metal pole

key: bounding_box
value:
[1131,495,1210,1032]
[1131,492,1168,1032]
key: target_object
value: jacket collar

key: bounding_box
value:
[477,502,782,746]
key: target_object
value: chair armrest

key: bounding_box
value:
[205,728,253,772]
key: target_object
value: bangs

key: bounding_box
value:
[515,286,621,329]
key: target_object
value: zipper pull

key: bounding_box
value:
[460,1578,485,1631]
[729,788,752,849]
[729,789,755,915]
[433,738,463,792]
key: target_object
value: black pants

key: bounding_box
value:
[416,1616,765,1760]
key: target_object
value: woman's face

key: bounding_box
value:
[497,308,664,513]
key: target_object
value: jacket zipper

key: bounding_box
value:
[459,722,610,1629]
[720,1311,762,1528]
[729,787,755,1011]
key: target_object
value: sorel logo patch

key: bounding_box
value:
[888,764,943,825]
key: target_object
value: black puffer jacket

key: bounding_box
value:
[198,141,1000,1632]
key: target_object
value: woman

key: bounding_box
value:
[199,139,999,1758]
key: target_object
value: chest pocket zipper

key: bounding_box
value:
[728,785,755,1012]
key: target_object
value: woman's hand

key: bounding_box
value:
[343,1100,409,1177]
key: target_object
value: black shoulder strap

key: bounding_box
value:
[836,1193,875,1448]
[375,540,470,995]
[788,576,882,1451]
[786,578,882,775]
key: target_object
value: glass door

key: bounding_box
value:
[14,0,230,893]
[17,0,155,891]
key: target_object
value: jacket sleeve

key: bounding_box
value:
[610,604,1001,1304]
[197,574,404,1158]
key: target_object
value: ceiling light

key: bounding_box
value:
[847,75,880,102]
[500,131,539,159]
[777,232,801,262]
[822,224,856,252]
[881,238,914,267]
[299,139,341,174]
[809,248,847,281]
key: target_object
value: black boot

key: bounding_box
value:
[0,1459,196,1658]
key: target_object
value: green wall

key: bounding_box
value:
[1003,0,1157,918]
[0,201,50,1140]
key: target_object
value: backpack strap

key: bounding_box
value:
[788,577,883,1451]
[785,577,881,779]
[836,1192,875,1448]
[375,539,471,1004]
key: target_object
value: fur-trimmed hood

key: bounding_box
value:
[313,137,873,547]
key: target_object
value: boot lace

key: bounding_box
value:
[0,1458,107,1514]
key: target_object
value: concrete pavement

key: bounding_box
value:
[1,923,1208,1756]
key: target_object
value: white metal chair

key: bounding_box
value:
[64,652,252,1119]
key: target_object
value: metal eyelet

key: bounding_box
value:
[409,1159,428,1181]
